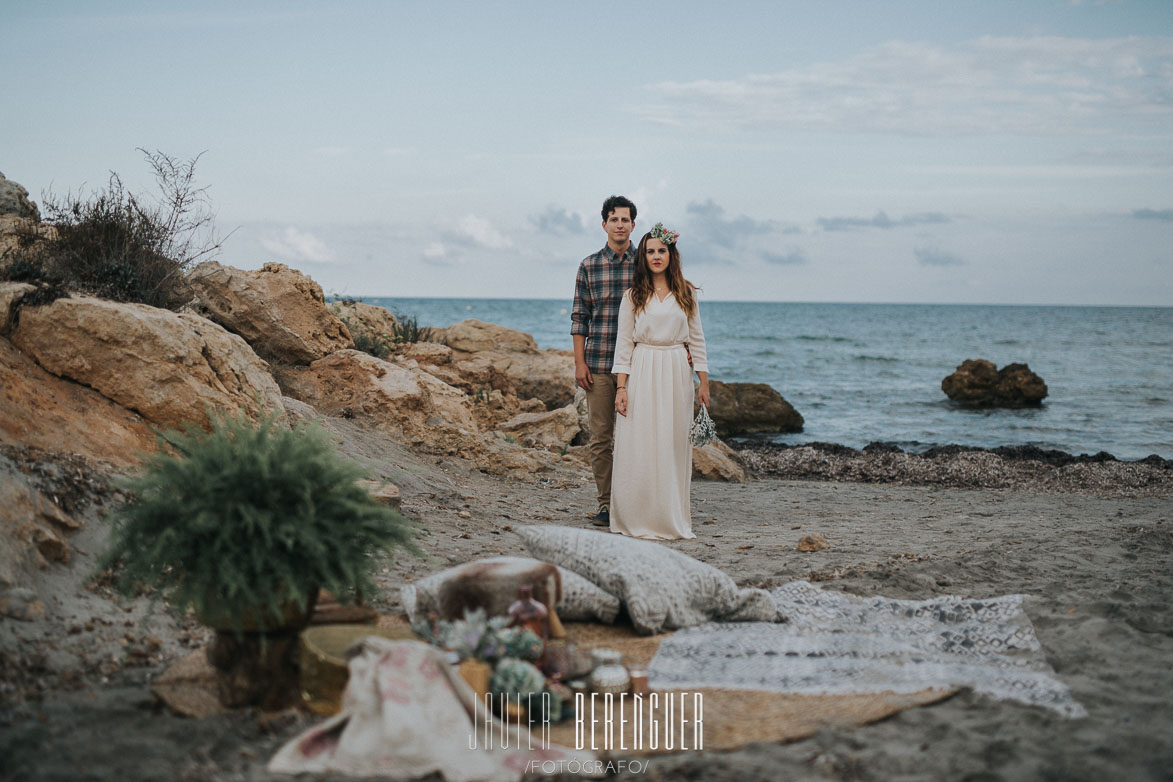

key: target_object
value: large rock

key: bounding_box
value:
[495,405,581,451]
[0,172,39,220]
[279,349,482,456]
[11,296,285,430]
[0,336,155,467]
[330,300,399,344]
[692,440,747,482]
[440,319,576,409]
[941,359,1048,407]
[440,319,537,353]
[187,262,353,364]
[708,380,804,436]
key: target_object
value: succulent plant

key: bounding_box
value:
[490,657,546,707]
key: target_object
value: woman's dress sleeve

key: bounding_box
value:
[686,299,708,373]
[611,290,636,375]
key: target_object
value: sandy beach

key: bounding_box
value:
[2,408,1171,782]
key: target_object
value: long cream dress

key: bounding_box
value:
[609,288,708,540]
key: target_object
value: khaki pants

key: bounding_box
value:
[584,373,618,509]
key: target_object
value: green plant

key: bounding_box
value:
[0,149,227,309]
[98,409,419,633]
[388,312,434,344]
[412,607,542,663]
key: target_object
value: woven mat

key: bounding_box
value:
[152,615,954,751]
[376,614,956,753]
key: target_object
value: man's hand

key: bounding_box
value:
[576,362,593,391]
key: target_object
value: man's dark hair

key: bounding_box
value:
[601,195,637,222]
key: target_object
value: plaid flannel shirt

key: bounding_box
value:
[571,243,637,374]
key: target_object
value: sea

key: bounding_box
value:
[365,298,1173,461]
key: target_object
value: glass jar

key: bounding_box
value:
[588,648,630,696]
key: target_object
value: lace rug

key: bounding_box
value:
[647,581,1085,718]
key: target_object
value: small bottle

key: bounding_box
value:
[507,584,549,642]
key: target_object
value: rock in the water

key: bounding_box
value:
[941,359,1047,407]
[0,172,40,220]
[692,440,747,482]
[496,405,580,450]
[708,380,803,436]
[11,296,285,430]
[187,262,353,364]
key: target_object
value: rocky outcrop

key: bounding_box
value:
[439,320,576,409]
[708,380,804,436]
[439,319,537,354]
[941,359,1047,407]
[692,440,747,482]
[495,405,580,451]
[279,349,482,456]
[187,262,353,364]
[0,337,155,467]
[0,172,39,221]
[11,296,285,431]
[330,300,398,343]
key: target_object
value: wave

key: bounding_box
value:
[853,354,900,363]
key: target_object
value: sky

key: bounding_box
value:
[3,1,1172,305]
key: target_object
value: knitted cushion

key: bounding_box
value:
[515,526,782,635]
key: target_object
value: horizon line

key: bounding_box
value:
[345,295,1173,309]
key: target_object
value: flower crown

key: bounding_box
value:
[649,222,679,246]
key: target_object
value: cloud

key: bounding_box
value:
[531,206,586,235]
[762,249,807,265]
[420,241,455,266]
[637,36,1173,136]
[685,199,777,244]
[259,226,334,263]
[1133,208,1173,221]
[915,246,965,267]
[818,211,951,232]
[450,214,513,249]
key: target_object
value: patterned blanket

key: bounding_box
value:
[647,581,1086,718]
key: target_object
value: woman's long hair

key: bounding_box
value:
[630,231,697,316]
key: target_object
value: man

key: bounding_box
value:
[571,195,637,527]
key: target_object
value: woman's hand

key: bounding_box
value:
[697,379,710,409]
[615,387,628,417]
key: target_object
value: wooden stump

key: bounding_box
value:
[207,629,303,710]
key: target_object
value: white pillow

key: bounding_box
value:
[515,526,782,635]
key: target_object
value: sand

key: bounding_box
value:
[2,413,1171,781]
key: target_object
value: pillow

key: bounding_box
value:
[556,566,621,624]
[515,526,782,635]
[399,556,620,625]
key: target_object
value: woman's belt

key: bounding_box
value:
[633,342,686,350]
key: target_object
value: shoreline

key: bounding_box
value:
[730,439,1173,497]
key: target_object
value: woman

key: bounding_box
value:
[609,223,709,540]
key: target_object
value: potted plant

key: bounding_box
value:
[99,408,419,707]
